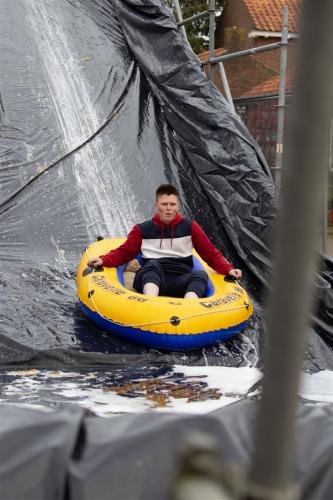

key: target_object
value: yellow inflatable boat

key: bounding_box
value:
[77,238,253,350]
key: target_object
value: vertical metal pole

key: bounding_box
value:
[329,118,333,174]
[327,119,333,254]
[208,0,216,80]
[218,62,235,112]
[173,0,187,40]
[322,128,329,254]
[274,6,289,190]
[247,1,333,499]
[322,119,333,254]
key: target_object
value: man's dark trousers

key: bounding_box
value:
[133,260,208,298]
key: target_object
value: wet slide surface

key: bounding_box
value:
[1,0,332,370]
[0,2,333,497]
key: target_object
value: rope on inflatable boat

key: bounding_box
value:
[85,246,249,329]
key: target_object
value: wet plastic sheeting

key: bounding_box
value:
[1,402,332,500]
[0,0,332,369]
[0,0,187,257]
[0,405,84,500]
[0,2,332,499]
[68,412,226,500]
[0,0,190,363]
[68,402,333,500]
[212,402,333,500]
[315,256,333,348]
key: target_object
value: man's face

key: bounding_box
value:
[155,194,179,224]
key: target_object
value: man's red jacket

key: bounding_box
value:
[100,213,233,275]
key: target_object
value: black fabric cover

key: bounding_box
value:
[0,0,332,368]
[1,402,332,500]
[0,2,332,497]
[0,405,84,500]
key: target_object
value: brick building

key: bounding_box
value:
[198,0,300,170]
[215,0,300,95]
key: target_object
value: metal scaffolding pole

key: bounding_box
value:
[177,10,209,27]
[247,1,333,499]
[325,118,333,253]
[274,6,289,191]
[201,42,282,65]
[208,0,216,80]
[322,144,329,254]
[218,62,235,112]
[173,0,187,40]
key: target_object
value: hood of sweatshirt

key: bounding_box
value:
[152,212,183,228]
[152,213,184,248]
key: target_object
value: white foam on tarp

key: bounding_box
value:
[156,365,262,415]
[299,370,333,403]
[53,366,263,416]
[25,0,141,239]
[172,365,262,394]
[2,368,332,418]
[54,387,151,415]
[2,366,262,417]
[157,395,241,415]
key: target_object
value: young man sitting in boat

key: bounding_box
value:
[88,184,242,298]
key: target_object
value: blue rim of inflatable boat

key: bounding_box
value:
[80,301,249,350]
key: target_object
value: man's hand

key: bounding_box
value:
[88,257,103,268]
[228,268,242,279]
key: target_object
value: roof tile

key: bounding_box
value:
[197,47,227,62]
[244,0,301,32]
[241,68,294,97]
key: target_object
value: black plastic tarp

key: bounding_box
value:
[0,0,332,369]
[0,405,84,500]
[1,401,332,500]
[69,401,333,500]
[0,1,333,498]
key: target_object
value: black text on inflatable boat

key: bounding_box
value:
[199,292,242,308]
[127,295,148,302]
[91,276,126,295]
